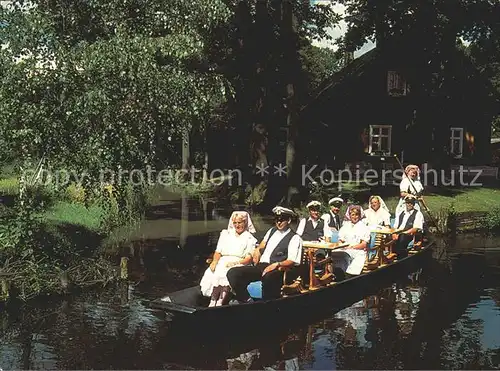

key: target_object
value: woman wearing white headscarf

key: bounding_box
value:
[364,195,391,229]
[396,164,424,220]
[200,211,257,307]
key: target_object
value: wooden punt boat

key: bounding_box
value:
[146,233,435,339]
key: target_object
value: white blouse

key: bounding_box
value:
[364,208,391,228]
[215,230,257,258]
[339,221,371,246]
[399,177,424,196]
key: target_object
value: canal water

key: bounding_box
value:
[1,193,500,370]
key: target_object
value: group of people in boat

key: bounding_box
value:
[199,164,426,307]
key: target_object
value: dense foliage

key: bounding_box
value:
[0,0,232,180]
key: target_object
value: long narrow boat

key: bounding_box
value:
[146,236,435,339]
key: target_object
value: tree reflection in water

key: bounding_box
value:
[1,236,500,369]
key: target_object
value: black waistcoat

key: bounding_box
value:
[261,227,296,263]
[302,218,325,241]
[328,212,341,230]
[397,209,417,230]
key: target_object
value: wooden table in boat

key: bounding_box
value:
[302,241,349,250]
[302,241,349,291]
[370,227,402,235]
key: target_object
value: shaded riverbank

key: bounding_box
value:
[1,193,500,369]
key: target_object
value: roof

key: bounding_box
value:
[301,40,500,114]
[300,47,379,113]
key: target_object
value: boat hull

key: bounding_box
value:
[147,243,433,337]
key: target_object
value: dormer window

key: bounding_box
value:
[387,71,407,97]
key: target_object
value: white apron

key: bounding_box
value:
[200,256,244,297]
[330,248,367,275]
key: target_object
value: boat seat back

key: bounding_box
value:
[390,217,396,228]
[247,281,262,299]
[368,232,378,250]
[330,231,339,243]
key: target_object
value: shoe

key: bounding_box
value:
[228,298,253,305]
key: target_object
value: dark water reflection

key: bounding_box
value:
[1,195,500,369]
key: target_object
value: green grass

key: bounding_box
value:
[0,176,19,195]
[42,201,105,232]
[309,181,499,216]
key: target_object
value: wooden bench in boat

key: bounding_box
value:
[205,229,424,300]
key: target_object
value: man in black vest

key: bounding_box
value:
[297,200,330,261]
[391,195,424,258]
[321,197,344,232]
[296,200,329,241]
[227,206,303,302]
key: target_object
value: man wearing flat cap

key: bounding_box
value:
[296,200,330,242]
[391,195,424,258]
[227,206,303,302]
[321,197,344,232]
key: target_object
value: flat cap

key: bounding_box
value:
[306,200,321,208]
[328,197,344,205]
[404,194,417,204]
[272,206,295,216]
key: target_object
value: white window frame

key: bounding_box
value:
[450,127,463,158]
[369,125,392,155]
[387,71,407,97]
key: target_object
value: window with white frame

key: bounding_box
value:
[369,125,392,155]
[387,71,407,97]
[450,127,463,158]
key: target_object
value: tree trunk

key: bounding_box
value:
[281,0,302,205]
[181,128,190,181]
[179,191,189,248]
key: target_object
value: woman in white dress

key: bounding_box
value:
[334,205,371,275]
[395,164,424,220]
[364,195,391,229]
[200,211,257,307]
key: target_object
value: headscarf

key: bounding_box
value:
[344,205,366,222]
[227,211,256,234]
[404,164,420,180]
[368,195,390,214]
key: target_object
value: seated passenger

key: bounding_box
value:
[364,195,391,229]
[391,195,424,259]
[227,206,302,303]
[321,196,344,232]
[200,211,257,307]
[331,205,371,276]
[296,200,330,241]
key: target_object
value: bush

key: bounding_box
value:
[483,207,500,231]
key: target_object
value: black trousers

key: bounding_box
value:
[394,234,413,259]
[227,263,297,301]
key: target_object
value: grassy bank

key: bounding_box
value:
[0,174,153,303]
[302,181,500,233]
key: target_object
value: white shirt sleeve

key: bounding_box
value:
[296,218,306,236]
[338,224,348,242]
[244,234,258,256]
[215,230,228,253]
[360,224,371,243]
[413,211,424,230]
[323,220,330,238]
[287,234,303,265]
[261,228,273,245]
[320,213,330,224]
[400,178,409,193]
